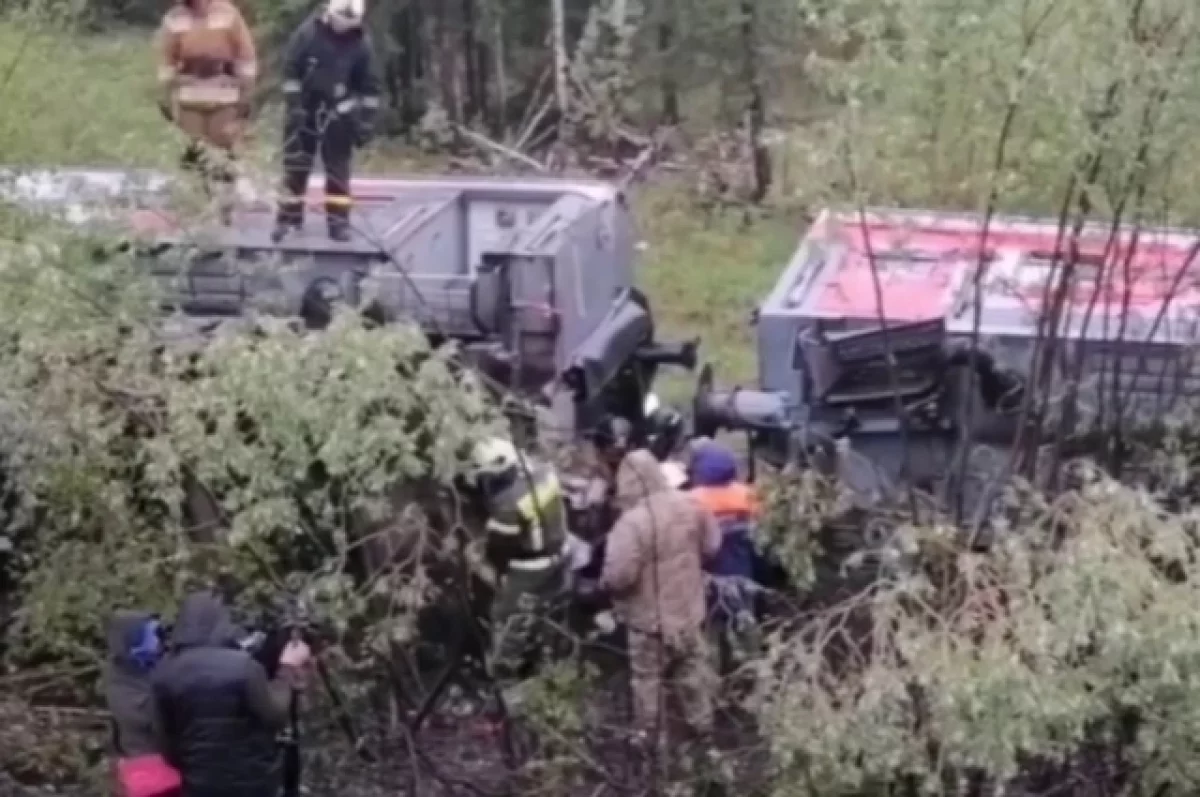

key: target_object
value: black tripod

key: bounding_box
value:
[280,690,301,797]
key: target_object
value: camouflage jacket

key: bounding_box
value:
[600,450,722,641]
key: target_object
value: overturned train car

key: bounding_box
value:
[0,167,695,439]
[696,208,1200,505]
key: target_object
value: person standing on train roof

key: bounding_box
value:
[154,0,258,220]
[272,0,382,243]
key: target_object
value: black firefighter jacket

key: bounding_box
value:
[151,592,292,797]
[280,14,381,127]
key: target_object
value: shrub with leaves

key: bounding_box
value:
[0,206,508,693]
[745,463,1200,795]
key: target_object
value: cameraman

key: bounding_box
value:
[151,591,310,797]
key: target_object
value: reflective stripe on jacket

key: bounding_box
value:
[484,464,568,564]
[279,14,381,127]
[176,80,241,106]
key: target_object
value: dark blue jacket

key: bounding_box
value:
[689,444,757,582]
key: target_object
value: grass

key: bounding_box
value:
[0,20,802,399]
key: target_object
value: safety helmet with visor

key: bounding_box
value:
[471,437,522,483]
[325,0,365,32]
[642,392,684,460]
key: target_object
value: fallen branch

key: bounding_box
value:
[614,125,651,149]
[520,124,557,156]
[618,146,658,191]
[28,704,110,727]
[512,66,552,141]
[0,664,96,688]
[454,125,548,173]
[513,95,555,153]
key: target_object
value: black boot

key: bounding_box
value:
[272,215,302,242]
[327,216,351,242]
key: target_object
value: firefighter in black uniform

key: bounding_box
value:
[273,0,381,242]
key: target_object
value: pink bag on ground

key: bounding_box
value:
[115,754,182,797]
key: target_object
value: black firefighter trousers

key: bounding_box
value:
[276,103,355,236]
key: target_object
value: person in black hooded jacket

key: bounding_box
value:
[151,591,303,797]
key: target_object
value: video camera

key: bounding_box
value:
[234,598,314,680]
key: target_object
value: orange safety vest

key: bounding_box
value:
[691,483,759,519]
[692,483,759,582]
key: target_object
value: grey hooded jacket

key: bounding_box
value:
[104,610,163,758]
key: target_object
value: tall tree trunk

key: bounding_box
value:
[462,0,481,124]
[392,1,422,128]
[740,0,771,202]
[492,10,508,136]
[430,3,462,122]
[657,0,678,125]
[550,0,569,126]
[474,9,491,133]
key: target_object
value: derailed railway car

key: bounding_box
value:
[0,166,692,711]
[0,166,696,443]
[696,208,1200,509]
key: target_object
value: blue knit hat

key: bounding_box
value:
[689,441,738,487]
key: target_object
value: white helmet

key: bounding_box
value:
[471,437,520,478]
[326,0,365,31]
[643,392,661,417]
[660,460,687,489]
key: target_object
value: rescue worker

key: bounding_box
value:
[470,437,569,707]
[600,449,722,746]
[105,611,167,761]
[154,0,257,213]
[687,440,763,674]
[150,591,310,797]
[272,0,382,243]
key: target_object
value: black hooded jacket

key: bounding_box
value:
[104,610,163,758]
[151,592,291,797]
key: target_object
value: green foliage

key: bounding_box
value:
[745,467,1200,794]
[753,466,835,590]
[156,313,508,625]
[0,22,175,166]
[633,185,796,396]
[791,0,1200,221]
[0,203,507,677]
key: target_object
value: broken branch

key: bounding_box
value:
[454,125,548,172]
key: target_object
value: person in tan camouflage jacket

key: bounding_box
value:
[600,449,723,742]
